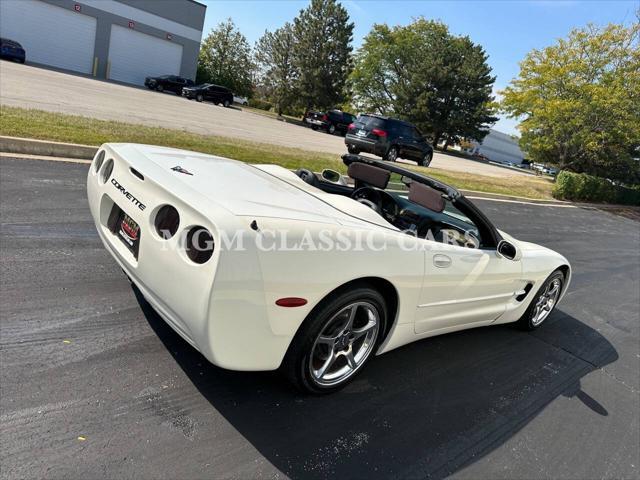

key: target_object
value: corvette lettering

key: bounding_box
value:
[111,178,146,211]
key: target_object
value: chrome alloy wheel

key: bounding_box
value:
[309,301,380,387]
[531,278,562,326]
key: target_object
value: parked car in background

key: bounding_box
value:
[144,75,194,95]
[303,109,357,135]
[323,110,357,135]
[303,110,327,130]
[233,95,248,106]
[345,114,434,167]
[182,83,233,107]
[532,163,557,175]
[0,38,25,63]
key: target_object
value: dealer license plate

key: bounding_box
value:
[108,205,141,258]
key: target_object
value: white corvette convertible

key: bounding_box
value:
[87,144,571,393]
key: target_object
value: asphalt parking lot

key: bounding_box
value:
[1,157,638,479]
[0,61,530,179]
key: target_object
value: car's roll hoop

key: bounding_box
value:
[341,154,461,200]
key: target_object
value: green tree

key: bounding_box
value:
[349,18,497,146]
[501,22,640,183]
[292,0,354,109]
[197,18,254,97]
[254,23,297,115]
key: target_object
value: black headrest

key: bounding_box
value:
[409,182,445,212]
[347,162,390,189]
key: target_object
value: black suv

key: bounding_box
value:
[324,110,356,135]
[303,109,356,135]
[345,114,434,167]
[182,83,233,107]
[144,75,194,95]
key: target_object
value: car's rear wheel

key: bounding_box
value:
[517,270,565,330]
[328,124,336,134]
[385,146,398,162]
[196,94,204,102]
[347,144,360,155]
[419,151,432,167]
[282,285,386,394]
[223,99,230,108]
[156,85,164,92]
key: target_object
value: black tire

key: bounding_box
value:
[223,99,230,108]
[196,94,204,103]
[156,85,164,92]
[385,146,398,162]
[517,270,565,331]
[328,124,336,135]
[419,151,433,167]
[347,144,360,155]
[281,284,387,394]
[311,125,318,131]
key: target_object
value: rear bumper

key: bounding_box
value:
[345,134,382,155]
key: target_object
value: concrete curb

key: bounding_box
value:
[0,136,97,160]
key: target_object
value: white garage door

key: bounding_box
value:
[108,24,183,86]
[0,0,96,74]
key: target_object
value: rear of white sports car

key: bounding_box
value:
[87,144,314,371]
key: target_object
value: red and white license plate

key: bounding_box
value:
[108,205,141,258]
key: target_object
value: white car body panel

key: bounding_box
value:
[87,144,571,371]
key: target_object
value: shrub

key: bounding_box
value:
[247,98,273,111]
[553,171,640,205]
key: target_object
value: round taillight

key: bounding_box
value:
[154,205,180,239]
[100,158,113,184]
[93,150,105,173]
[185,226,214,264]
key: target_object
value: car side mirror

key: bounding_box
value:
[321,169,345,185]
[497,240,521,261]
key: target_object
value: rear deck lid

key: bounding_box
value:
[109,144,345,223]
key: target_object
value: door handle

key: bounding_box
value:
[433,254,452,268]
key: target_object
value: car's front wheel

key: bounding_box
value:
[156,85,164,93]
[517,270,565,330]
[328,124,336,134]
[196,94,204,102]
[223,99,230,108]
[282,285,386,394]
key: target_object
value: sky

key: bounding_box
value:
[199,0,638,135]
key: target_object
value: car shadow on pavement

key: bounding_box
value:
[132,287,617,479]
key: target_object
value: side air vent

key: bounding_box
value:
[516,283,534,302]
[130,167,144,181]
